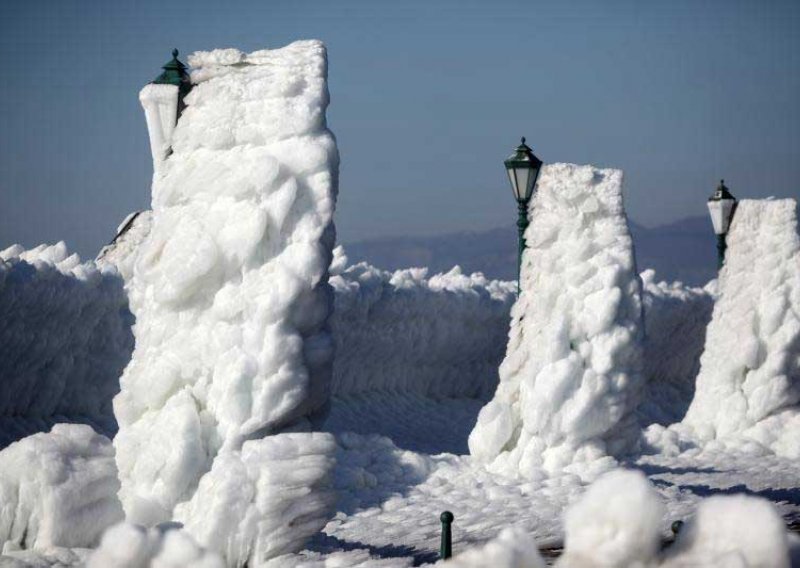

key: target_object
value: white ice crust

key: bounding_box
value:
[0,424,124,551]
[330,251,516,399]
[0,243,132,445]
[114,40,339,565]
[638,271,715,425]
[139,84,179,170]
[97,211,153,282]
[469,163,645,476]
[682,199,800,457]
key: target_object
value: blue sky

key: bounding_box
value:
[1,0,798,258]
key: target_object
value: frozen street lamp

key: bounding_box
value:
[140,49,193,169]
[504,137,543,291]
[707,179,738,269]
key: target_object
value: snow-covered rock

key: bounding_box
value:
[0,243,133,446]
[113,40,339,565]
[682,199,800,457]
[0,424,124,551]
[330,252,515,399]
[469,163,645,477]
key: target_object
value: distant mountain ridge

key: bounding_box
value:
[344,216,718,287]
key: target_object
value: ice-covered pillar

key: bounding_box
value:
[468,164,645,477]
[682,199,800,457]
[114,41,339,565]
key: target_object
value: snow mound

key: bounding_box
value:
[330,253,515,399]
[662,494,790,568]
[0,424,123,551]
[443,526,544,568]
[0,242,132,446]
[682,199,800,457]
[87,522,224,568]
[469,163,644,477]
[114,40,339,564]
[558,469,664,567]
[638,270,715,425]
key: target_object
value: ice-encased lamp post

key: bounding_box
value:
[504,137,543,292]
[707,179,738,269]
[153,48,193,120]
[140,49,192,169]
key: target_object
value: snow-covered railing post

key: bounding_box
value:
[440,510,454,560]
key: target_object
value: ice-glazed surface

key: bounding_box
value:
[113,40,339,564]
[0,424,124,551]
[682,199,800,457]
[638,270,715,426]
[329,248,515,399]
[0,243,133,446]
[469,163,645,476]
[97,211,153,282]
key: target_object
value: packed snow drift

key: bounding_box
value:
[0,243,132,447]
[681,198,800,457]
[112,40,340,565]
[469,163,645,476]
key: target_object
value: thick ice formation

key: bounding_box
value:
[330,249,515,399]
[174,432,336,565]
[469,164,645,476]
[114,40,339,564]
[638,271,715,425]
[0,243,132,446]
[682,199,800,457]
[97,211,153,282]
[0,424,124,551]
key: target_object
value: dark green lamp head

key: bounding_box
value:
[153,49,190,87]
[152,49,193,119]
[504,137,543,203]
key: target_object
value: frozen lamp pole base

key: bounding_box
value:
[706,179,738,270]
[504,137,543,295]
[716,233,727,270]
[517,200,530,292]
